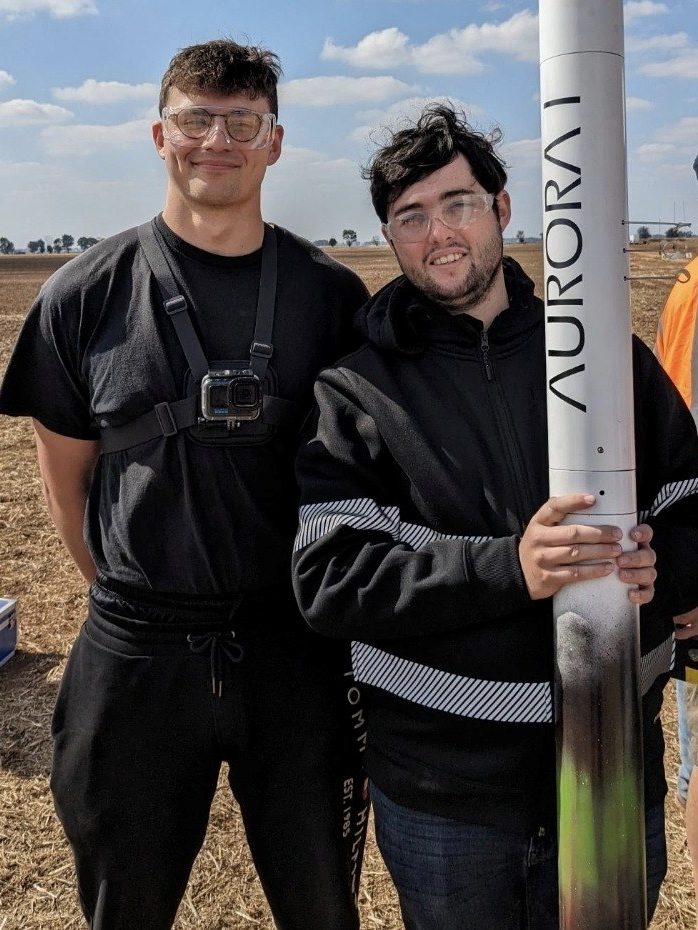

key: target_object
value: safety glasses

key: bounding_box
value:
[161,105,276,150]
[384,193,495,243]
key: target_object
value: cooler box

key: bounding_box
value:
[0,598,17,667]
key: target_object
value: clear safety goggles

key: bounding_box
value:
[384,193,495,243]
[161,105,277,149]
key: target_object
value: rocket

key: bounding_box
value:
[539,1,647,927]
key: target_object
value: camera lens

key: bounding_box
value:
[233,379,260,407]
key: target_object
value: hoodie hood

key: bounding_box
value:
[353,255,539,355]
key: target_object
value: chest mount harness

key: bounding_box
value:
[99,220,296,454]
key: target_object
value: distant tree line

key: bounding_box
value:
[0,234,102,255]
[312,231,384,248]
[636,225,686,241]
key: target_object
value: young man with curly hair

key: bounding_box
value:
[293,104,698,929]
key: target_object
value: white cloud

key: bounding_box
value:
[0,159,52,175]
[0,98,73,126]
[52,79,159,105]
[263,143,378,241]
[637,142,676,162]
[349,96,482,144]
[640,161,698,182]
[322,28,411,70]
[280,76,418,107]
[635,116,698,167]
[40,117,152,156]
[626,31,689,53]
[640,51,698,79]
[663,116,698,147]
[626,96,653,111]
[0,0,97,18]
[348,124,379,145]
[623,1,667,24]
[625,25,697,81]
[501,138,541,170]
[0,164,166,246]
[415,11,539,73]
[365,95,482,122]
[0,70,15,91]
[272,144,355,171]
[322,10,539,76]
[138,103,160,120]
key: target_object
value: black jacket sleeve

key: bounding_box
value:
[634,336,698,622]
[292,367,531,640]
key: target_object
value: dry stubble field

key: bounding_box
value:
[0,241,696,929]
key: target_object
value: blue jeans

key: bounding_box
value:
[677,678,696,804]
[371,783,666,930]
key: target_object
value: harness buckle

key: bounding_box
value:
[164,295,187,316]
[154,402,178,438]
[250,341,273,359]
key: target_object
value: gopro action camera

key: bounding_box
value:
[200,369,262,429]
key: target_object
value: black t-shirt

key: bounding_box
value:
[0,217,369,596]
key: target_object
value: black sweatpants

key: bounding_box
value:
[50,582,368,930]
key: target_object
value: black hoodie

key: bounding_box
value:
[293,257,698,831]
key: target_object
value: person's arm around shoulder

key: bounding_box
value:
[33,419,99,583]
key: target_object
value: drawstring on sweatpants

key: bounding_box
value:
[187,631,244,698]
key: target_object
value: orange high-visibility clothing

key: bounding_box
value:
[656,256,698,420]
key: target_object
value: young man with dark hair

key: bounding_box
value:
[0,38,369,930]
[293,104,698,929]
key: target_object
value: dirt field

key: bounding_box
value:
[0,241,696,928]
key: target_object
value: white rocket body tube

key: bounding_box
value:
[541,3,634,483]
[539,1,646,927]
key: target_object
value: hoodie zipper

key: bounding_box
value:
[479,327,536,522]
[480,330,494,382]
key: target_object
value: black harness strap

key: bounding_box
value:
[139,222,210,382]
[99,220,288,454]
[249,226,277,381]
[100,394,295,454]
[100,396,197,454]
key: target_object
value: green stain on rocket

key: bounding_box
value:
[558,755,644,912]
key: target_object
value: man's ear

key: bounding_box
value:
[152,120,166,159]
[496,190,512,233]
[381,224,395,254]
[266,124,284,166]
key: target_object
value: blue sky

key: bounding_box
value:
[0,0,696,248]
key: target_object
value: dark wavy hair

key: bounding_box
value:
[159,39,282,116]
[363,104,508,223]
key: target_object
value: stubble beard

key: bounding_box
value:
[408,227,504,313]
[185,177,243,209]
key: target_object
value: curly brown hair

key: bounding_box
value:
[159,39,282,116]
[363,103,507,223]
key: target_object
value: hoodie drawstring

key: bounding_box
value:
[187,631,244,698]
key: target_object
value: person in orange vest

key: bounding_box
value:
[655,166,698,927]
[656,256,698,421]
